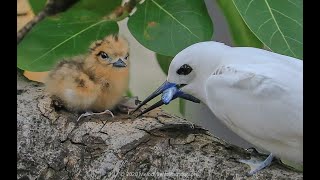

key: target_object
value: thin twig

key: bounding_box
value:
[106,0,142,21]
[17,11,47,44]
[17,12,28,16]
[17,0,142,45]
[17,0,79,45]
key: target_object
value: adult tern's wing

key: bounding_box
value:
[204,63,302,163]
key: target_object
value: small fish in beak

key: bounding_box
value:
[131,81,200,117]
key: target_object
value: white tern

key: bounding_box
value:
[133,41,303,175]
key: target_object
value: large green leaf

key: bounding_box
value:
[232,0,302,59]
[29,0,47,15]
[217,0,263,48]
[70,0,122,17]
[128,0,213,57]
[17,10,118,71]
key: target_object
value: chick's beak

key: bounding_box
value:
[131,81,200,117]
[113,59,126,67]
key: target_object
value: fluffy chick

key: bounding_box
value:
[45,34,130,114]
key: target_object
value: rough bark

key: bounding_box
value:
[17,72,302,180]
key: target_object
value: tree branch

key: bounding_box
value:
[17,72,302,180]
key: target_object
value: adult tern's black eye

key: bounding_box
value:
[177,64,193,75]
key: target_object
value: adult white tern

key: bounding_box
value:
[132,41,303,175]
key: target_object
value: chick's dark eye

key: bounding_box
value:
[177,64,193,75]
[99,51,109,59]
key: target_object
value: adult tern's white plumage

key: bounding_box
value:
[133,41,303,175]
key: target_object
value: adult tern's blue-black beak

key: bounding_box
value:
[132,81,200,117]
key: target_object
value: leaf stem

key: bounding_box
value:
[105,0,142,21]
[17,11,47,44]
[17,0,80,45]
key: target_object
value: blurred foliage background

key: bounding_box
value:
[17,0,302,115]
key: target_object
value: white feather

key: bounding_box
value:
[205,63,302,163]
[168,41,303,164]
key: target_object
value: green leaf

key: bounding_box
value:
[156,53,173,75]
[179,99,185,116]
[232,0,302,59]
[29,0,47,15]
[17,10,119,72]
[217,0,263,48]
[70,0,122,17]
[126,90,133,97]
[128,0,213,57]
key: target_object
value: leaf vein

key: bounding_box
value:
[264,0,296,57]
[150,0,200,40]
[27,20,109,66]
[245,0,255,15]
[271,8,302,27]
